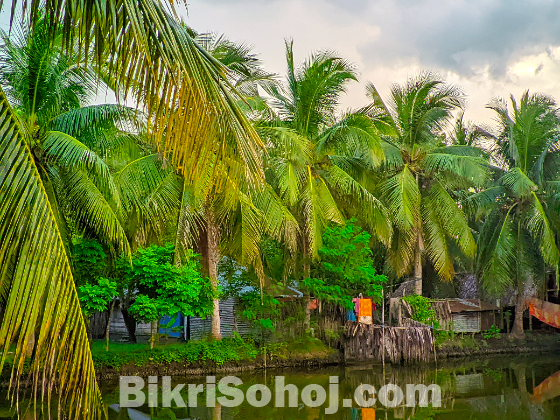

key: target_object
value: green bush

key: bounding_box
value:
[91,334,258,370]
[402,295,439,327]
[483,325,501,339]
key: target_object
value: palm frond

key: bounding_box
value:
[426,182,476,267]
[0,88,104,418]
[50,104,142,138]
[477,208,517,295]
[379,164,420,233]
[301,170,344,258]
[9,0,265,183]
[422,197,454,280]
[285,41,358,137]
[43,130,120,203]
[463,186,505,217]
[424,151,488,188]
[524,192,560,267]
[60,169,130,254]
[316,111,384,167]
[499,167,537,199]
[113,154,167,213]
[251,184,299,254]
[324,164,392,245]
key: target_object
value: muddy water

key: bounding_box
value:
[1,354,559,419]
[99,354,560,420]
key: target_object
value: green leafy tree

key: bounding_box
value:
[119,244,214,347]
[78,277,117,350]
[304,220,387,308]
[473,91,560,338]
[368,72,488,294]
[78,278,117,318]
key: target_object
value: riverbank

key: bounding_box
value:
[436,330,560,359]
[94,336,340,381]
[2,331,557,385]
[93,331,559,381]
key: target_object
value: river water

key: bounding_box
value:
[1,354,559,419]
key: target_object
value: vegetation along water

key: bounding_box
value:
[0,0,559,419]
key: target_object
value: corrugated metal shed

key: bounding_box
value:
[186,297,251,340]
[108,301,152,339]
[446,299,499,333]
[453,312,481,333]
[448,299,500,313]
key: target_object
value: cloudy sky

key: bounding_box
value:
[1,1,559,125]
[181,0,560,125]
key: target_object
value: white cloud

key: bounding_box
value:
[2,0,558,125]
[181,0,560,125]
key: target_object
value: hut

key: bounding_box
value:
[186,297,251,340]
[446,299,500,333]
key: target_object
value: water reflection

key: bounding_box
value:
[532,370,560,404]
[1,355,559,419]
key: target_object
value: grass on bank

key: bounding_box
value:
[91,335,334,371]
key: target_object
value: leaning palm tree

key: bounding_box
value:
[262,41,391,328]
[367,72,488,295]
[0,17,144,417]
[0,0,265,417]
[474,91,560,338]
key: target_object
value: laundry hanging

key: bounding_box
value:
[358,298,373,324]
[527,297,560,329]
[362,408,376,420]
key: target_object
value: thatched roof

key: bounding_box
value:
[445,298,500,313]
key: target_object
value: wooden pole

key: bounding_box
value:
[382,289,385,325]
[432,321,437,365]
[382,288,385,373]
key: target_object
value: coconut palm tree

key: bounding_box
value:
[261,41,391,328]
[367,72,488,295]
[0,23,118,420]
[113,31,294,340]
[473,91,560,338]
[0,1,265,417]
[0,18,137,255]
[174,32,293,340]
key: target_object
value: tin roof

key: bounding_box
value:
[446,298,500,313]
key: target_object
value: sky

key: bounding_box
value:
[179,0,560,125]
[1,1,560,125]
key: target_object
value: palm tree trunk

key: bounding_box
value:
[512,209,525,339]
[511,292,525,338]
[513,364,529,402]
[205,205,222,340]
[302,234,312,333]
[414,230,424,296]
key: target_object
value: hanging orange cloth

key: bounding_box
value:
[362,408,376,420]
[527,297,560,329]
[358,299,373,325]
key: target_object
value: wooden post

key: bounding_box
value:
[432,321,437,365]
[382,325,386,378]
[382,289,385,325]
[382,288,386,375]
